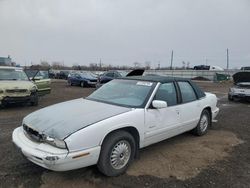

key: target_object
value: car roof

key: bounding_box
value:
[119,75,190,83]
[119,75,206,99]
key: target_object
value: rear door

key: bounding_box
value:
[177,81,201,130]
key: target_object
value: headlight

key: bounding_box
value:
[0,89,4,94]
[30,86,37,92]
[44,135,67,149]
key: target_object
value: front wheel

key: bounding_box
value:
[80,81,86,88]
[192,109,210,136]
[97,130,136,176]
[228,94,233,101]
[30,92,38,106]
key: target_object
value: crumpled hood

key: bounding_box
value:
[233,72,250,84]
[0,80,35,90]
[23,98,130,140]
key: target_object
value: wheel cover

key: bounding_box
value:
[110,140,131,170]
[200,114,208,132]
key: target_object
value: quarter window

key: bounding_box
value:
[178,82,197,103]
[154,82,177,106]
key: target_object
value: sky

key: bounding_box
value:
[0,0,250,68]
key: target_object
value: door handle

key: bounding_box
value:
[175,109,180,115]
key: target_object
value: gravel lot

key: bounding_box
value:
[0,80,250,188]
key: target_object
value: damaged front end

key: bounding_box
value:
[23,124,67,149]
[228,72,250,101]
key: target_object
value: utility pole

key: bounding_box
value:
[226,48,229,70]
[170,50,174,70]
[99,58,102,69]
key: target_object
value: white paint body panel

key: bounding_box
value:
[12,87,219,171]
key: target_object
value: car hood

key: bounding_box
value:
[233,72,250,84]
[23,98,131,140]
[0,80,35,90]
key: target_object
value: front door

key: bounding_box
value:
[144,82,180,147]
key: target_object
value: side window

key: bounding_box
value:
[113,73,120,78]
[154,82,177,106]
[178,81,197,103]
[106,73,114,77]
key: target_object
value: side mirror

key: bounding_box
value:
[152,100,167,109]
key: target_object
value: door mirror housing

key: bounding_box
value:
[152,100,168,109]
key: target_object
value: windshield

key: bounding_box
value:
[0,69,29,81]
[87,79,155,108]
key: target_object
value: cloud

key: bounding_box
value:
[0,0,249,68]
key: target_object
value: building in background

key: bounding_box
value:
[0,56,12,66]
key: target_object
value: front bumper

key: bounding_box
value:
[87,81,97,87]
[212,107,219,120]
[12,127,101,171]
[228,92,250,99]
[0,92,37,105]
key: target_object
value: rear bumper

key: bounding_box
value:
[12,127,100,171]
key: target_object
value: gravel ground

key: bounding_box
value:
[0,80,249,188]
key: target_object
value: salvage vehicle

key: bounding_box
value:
[228,72,250,101]
[0,66,38,106]
[25,69,51,96]
[12,75,219,176]
[68,72,97,87]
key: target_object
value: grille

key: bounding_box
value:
[6,89,28,93]
[23,124,43,142]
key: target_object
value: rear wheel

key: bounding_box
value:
[192,109,210,136]
[97,130,136,176]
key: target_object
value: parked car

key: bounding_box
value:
[0,66,38,106]
[228,72,250,101]
[24,69,51,96]
[194,65,224,71]
[98,70,126,84]
[56,70,70,80]
[240,66,250,71]
[97,69,145,87]
[68,72,97,87]
[12,75,219,176]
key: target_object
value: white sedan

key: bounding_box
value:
[12,75,219,176]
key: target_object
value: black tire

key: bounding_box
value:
[68,80,73,86]
[97,130,136,176]
[80,81,86,88]
[228,94,233,101]
[30,93,39,106]
[192,109,211,136]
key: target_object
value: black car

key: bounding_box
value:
[97,69,145,86]
[56,71,70,80]
[193,65,210,70]
[98,71,126,84]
